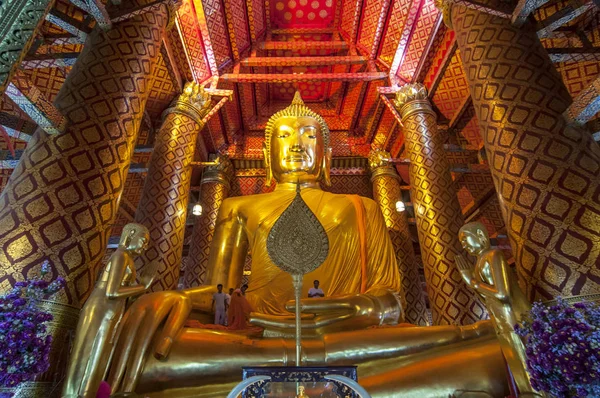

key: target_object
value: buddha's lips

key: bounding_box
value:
[285,155,309,162]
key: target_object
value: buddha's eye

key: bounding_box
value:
[302,126,317,139]
[277,131,290,138]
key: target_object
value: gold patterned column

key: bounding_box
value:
[0,2,177,393]
[437,0,600,301]
[395,83,487,325]
[134,83,211,291]
[183,155,234,287]
[368,148,430,326]
[0,0,176,302]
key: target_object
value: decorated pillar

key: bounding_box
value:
[183,155,234,287]
[436,0,600,301]
[134,83,212,291]
[368,148,430,326]
[0,0,177,394]
[395,83,487,325]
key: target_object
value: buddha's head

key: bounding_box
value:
[458,222,490,256]
[119,223,150,255]
[264,92,332,186]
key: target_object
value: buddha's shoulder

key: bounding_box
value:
[220,191,283,209]
[319,191,379,211]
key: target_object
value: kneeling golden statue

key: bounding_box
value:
[101,93,508,398]
[62,223,156,398]
[457,222,544,397]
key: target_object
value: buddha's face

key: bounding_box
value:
[458,229,488,255]
[125,231,149,255]
[269,115,324,179]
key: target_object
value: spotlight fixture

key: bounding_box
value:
[395,200,405,212]
[192,203,203,216]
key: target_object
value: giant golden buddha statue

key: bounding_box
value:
[104,93,508,397]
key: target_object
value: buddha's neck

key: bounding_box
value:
[274,178,321,191]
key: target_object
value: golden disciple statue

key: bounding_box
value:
[296,385,309,398]
[62,223,157,398]
[456,222,543,397]
[104,93,508,398]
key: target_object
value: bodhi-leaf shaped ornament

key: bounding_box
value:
[267,185,329,275]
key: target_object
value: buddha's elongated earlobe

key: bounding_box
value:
[321,147,332,187]
[263,143,273,187]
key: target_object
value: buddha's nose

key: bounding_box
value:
[290,143,304,152]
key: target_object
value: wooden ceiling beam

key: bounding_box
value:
[366,0,392,59]
[428,40,457,98]
[240,56,367,67]
[448,95,473,132]
[69,0,112,29]
[537,0,595,38]
[219,72,387,83]
[389,0,424,80]
[564,73,600,125]
[546,46,600,63]
[0,112,37,142]
[270,28,337,34]
[379,94,403,125]
[161,39,183,92]
[342,0,365,44]
[365,96,386,144]
[45,9,90,42]
[42,33,84,46]
[512,0,549,26]
[413,13,443,83]
[21,52,80,69]
[6,71,67,135]
[463,186,497,223]
[452,0,511,18]
[258,41,349,50]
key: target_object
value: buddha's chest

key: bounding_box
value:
[241,192,357,243]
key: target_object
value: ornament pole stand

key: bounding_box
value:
[292,274,303,366]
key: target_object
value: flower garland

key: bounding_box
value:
[0,262,65,389]
[515,298,600,398]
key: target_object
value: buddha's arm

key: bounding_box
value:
[362,198,402,292]
[472,252,510,303]
[205,200,248,287]
[106,255,146,299]
[183,200,249,310]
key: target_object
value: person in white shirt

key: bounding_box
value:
[211,284,228,325]
[308,280,325,298]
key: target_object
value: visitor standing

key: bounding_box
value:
[308,280,325,298]
[228,288,253,330]
[212,284,227,325]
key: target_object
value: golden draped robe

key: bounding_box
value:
[235,188,401,315]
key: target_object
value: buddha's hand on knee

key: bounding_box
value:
[249,290,402,334]
[182,284,218,313]
[108,291,192,393]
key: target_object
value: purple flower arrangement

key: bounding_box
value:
[515,297,600,398]
[0,262,65,389]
